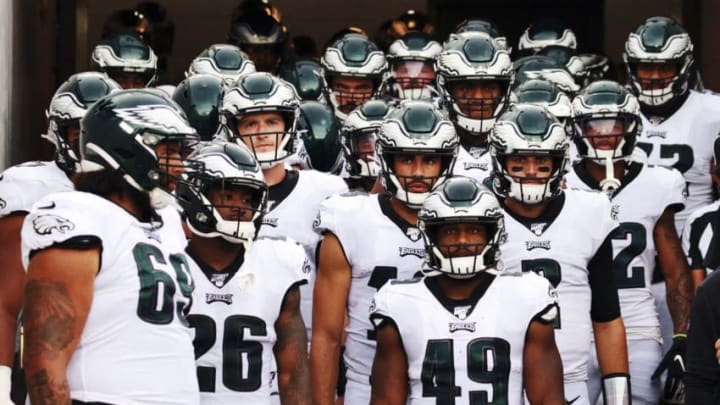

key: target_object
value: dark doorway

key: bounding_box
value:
[428,0,605,56]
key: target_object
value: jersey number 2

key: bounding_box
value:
[610,222,646,289]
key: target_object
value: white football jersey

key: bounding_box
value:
[315,192,426,388]
[0,160,73,217]
[682,199,720,273]
[21,191,199,405]
[371,272,557,405]
[452,145,492,182]
[637,90,720,232]
[566,162,685,340]
[500,188,618,383]
[257,169,348,337]
[187,237,309,405]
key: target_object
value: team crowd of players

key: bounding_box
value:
[1,1,720,404]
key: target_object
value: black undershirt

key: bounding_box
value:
[587,234,622,323]
[267,170,299,211]
[185,245,245,288]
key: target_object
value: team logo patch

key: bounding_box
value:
[525,240,551,251]
[205,293,233,305]
[645,129,667,139]
[399,246,424,258]
[312,212,321,229]
[610,204,620,221]
[405,227,422,242]
[453,305,471,320]
[32,214,75,235]
[113,105,195,134]
[467,147,487,159]
[262,217,279,227]
[302,259,312,274]
[530,222,547,236]
[463,162,489,171]
[143,228,162,243]
[449,321,476,333]
[210,273,229,287]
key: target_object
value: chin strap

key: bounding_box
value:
[598,155,621,197]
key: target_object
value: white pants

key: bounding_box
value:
[525,380,589,405]
[587,339,662,405]
[344,379,371,405]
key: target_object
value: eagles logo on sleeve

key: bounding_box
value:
[312,211,322,229]
[32,214,75,235]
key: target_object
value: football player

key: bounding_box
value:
[0,72,119,405]
[517,19,578,57]
[681,135,720,285]
[185,43,257,87]
[172,74,226,141]
[311,100,458,405]
[340,100,393,192]
[436,32,512,181]
[566,80,693,404]
[220,72,348,340]
[91,32,158,89]
[623,15,720,373]
[177,142,310,404]
[370,176,565,405]
[489,104,630,405]
[383,32,442,101]
[227,7,287,73]
[22,89,200,404]
[321,33,387,121]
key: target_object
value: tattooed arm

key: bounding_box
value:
[23,247,99,405]
[655,208,693,333]
[274,284,311,405]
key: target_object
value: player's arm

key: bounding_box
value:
[23,246,99,404]
[588,234,630,389]
[311,232,351,405]
[655,208,693,333]
[682,213,710,290]
[0,213,26,391]
[523,315,565,405]
[369,318,408,405]
[274,284,311,405]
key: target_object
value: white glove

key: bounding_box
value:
[0,365,15,405]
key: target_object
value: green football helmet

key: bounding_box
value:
[419,176,505,277]
[44,71,121,175]
[623,16,695,107]
[296,101,344,173]
[172,74,225,141]
[80,89,199,208]
[489,104,569,204]
[278,58,328,102]
[177,141,267,246]
[377,100,458,208]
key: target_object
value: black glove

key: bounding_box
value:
[652,333,686,404]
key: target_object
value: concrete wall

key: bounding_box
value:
[0,0,12,169]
